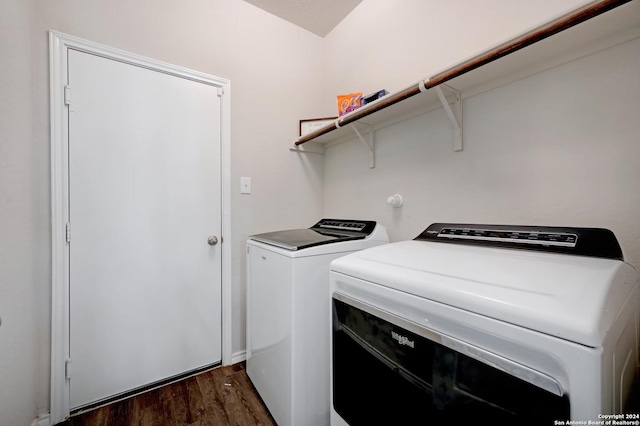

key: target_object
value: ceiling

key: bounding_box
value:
[243,0,363,37]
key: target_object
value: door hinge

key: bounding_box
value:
[65,223,71,244]
[64,85,71,106]
[217,86,224,97]
[65,358,72,380]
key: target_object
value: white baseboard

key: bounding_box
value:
[31,413,50,426]
[231,350,246,365]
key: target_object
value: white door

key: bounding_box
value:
[67,49,222,409]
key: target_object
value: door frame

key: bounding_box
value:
[49,30,232,424]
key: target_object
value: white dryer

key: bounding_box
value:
[330,223,640,425]
[246,219,389,426]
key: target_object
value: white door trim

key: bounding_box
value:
[49,30,232,424]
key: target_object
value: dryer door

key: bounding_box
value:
[331,295,570,425]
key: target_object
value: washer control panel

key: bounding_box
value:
[313,219,376,235]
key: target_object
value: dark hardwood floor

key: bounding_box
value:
[59,362,276,426]
[56,359,640,426]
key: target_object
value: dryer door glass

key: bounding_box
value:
[332,297,570,425]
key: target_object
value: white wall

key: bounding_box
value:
[2,0,326,423]
[323,1,640,269]
[0,2,40,426]
[320,0,594,111]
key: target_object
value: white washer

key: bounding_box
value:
[246,219,389,426]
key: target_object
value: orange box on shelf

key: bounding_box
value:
[337,92,362,117]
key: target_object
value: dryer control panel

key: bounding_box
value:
[415,223,623,260]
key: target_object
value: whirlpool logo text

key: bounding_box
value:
[391,331,415,348]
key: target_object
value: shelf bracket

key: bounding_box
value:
[435,85,463,152]
[351,124,375,168]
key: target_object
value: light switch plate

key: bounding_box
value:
[240,177,251,194]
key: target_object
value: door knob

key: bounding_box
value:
[207,235,219,245]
